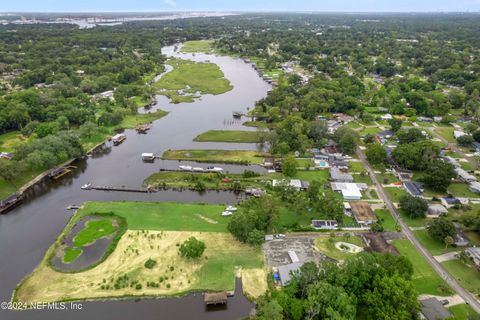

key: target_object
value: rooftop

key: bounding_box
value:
[419,298,452,320]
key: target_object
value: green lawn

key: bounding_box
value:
[161,149,268,165]
[384,187,409,203]
[63,247,83,263]
[448,183,480,198]
[359,127,381,136]
[414,229,458,256]
[73,219,116,247]
[392,239,450,296]
[193,130,261,143]
[375,209,398,231]
[155,58,233,103]
[353,173,373,185]
[180,40,215,53]
[264,170,329,183]
[442,259,480,295]
[434,127,456,143]
[79,202,228,232]
[349,161,367,173]
[448,304,479,320]
[0,131,29,152]
[314,235,365,261]
[376,172,399,184]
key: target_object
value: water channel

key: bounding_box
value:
[0,44,271,320]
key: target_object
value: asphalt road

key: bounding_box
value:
[356,147,480,313]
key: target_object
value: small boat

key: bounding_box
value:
[179,165,193,171]
[81,183,92,190]
[206,166,223,172]
[226,206,238,212]
[136,124,152,134]
[192,167,204,172]
[0,194,23,214]
[66,205,81,210]
[221,211,233,217]
[112,133,127,146]
[142,153,156,162]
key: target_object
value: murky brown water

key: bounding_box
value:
[0,45,270,320]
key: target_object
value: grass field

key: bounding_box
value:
[193,130,261,143]
[442,259,480,295]
[314,235,365,261]
[161,149,268,165]
[375,209,398,231]
[392,239,450,296]
[180,40,215,53]
[155,59,232,103]
[73,219,116,247]
[349,161,367,173]
[448,304,479,319]
[384,186,409,203]
[414,230,458,256]
[448,183,480,198]
[0,131,29,152]
[14,201,266,303]
[63,248,83,263]
[434,127,456,143]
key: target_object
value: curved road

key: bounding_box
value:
[356,147,480,313]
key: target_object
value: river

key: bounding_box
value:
[0,45,271,320]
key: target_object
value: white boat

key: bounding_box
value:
[142,153,156,161]
[206,166,224,172]
[192,167,204,172]
[221,211,233,217]
[81,183,92,190]
[66,205,81,210]
[226,206,238,212]
[179,165,193,171]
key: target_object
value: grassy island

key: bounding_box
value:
[180,40,215,53]
[13,201,266,304]
[155,59,233,103]
[193,130,262,143]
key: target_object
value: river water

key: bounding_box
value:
[0,45,271,320]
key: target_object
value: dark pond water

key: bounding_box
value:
[0,45,270,320]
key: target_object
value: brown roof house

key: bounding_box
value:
[350,202,377,226]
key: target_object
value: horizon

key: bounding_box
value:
[1,0,480,13]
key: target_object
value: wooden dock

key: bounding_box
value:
[89,186,156,193]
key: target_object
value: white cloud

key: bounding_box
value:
[163,0,179,6]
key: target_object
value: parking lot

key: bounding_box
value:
[263,235,331,267]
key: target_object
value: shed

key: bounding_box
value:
[204,292,228,305]
[419,298,452,320]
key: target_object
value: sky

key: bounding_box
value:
[1,0,480,13]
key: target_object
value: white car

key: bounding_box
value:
[226,206,238,212]
[221,211,233,216]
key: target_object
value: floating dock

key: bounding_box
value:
[86,186,156,193]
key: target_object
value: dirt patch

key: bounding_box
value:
[363,233,399,255]
[241,268,267,299]
[263,236,331,267]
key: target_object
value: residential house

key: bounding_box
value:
[440,197,469,208]
[419,298,452,320]
[350,202,377,225]
[444,156,460,168]
[403,181,424,197]
[455,168,477,183]
[433,116,443,122]
[329,167,354,183]
[454,224,470,247]
[375,130,394,144]
[472,142,480,153]
[380,113,393,121]
[469,181,480,194]
[332,113,354,124]
[327,120,341,134]
[311,220,338,230]
[0,152,13,160]
[417,116,433,123]
[331,182,365,200]
[329,156,349,170]
[427,204,448,218]
[272,179,309,191]
[453,130,467,140]
[465,247,480,268]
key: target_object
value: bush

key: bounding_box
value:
[178,237,206,259]
[399,194,428,219]
[144,258,157,269]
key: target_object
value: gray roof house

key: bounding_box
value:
[329,167,354,183]
[419,298,452,320]
[466,247,480,268]
[427,204,448,218]
[455,168,477,183]
[469,181,480,194]
[278,262,303,286]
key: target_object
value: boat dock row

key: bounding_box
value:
[81,184,156,193]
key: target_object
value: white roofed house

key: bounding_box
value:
[380,113,393,121]
[331,182,365,200]
[272,179,309,191]
[453,130,467,140]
